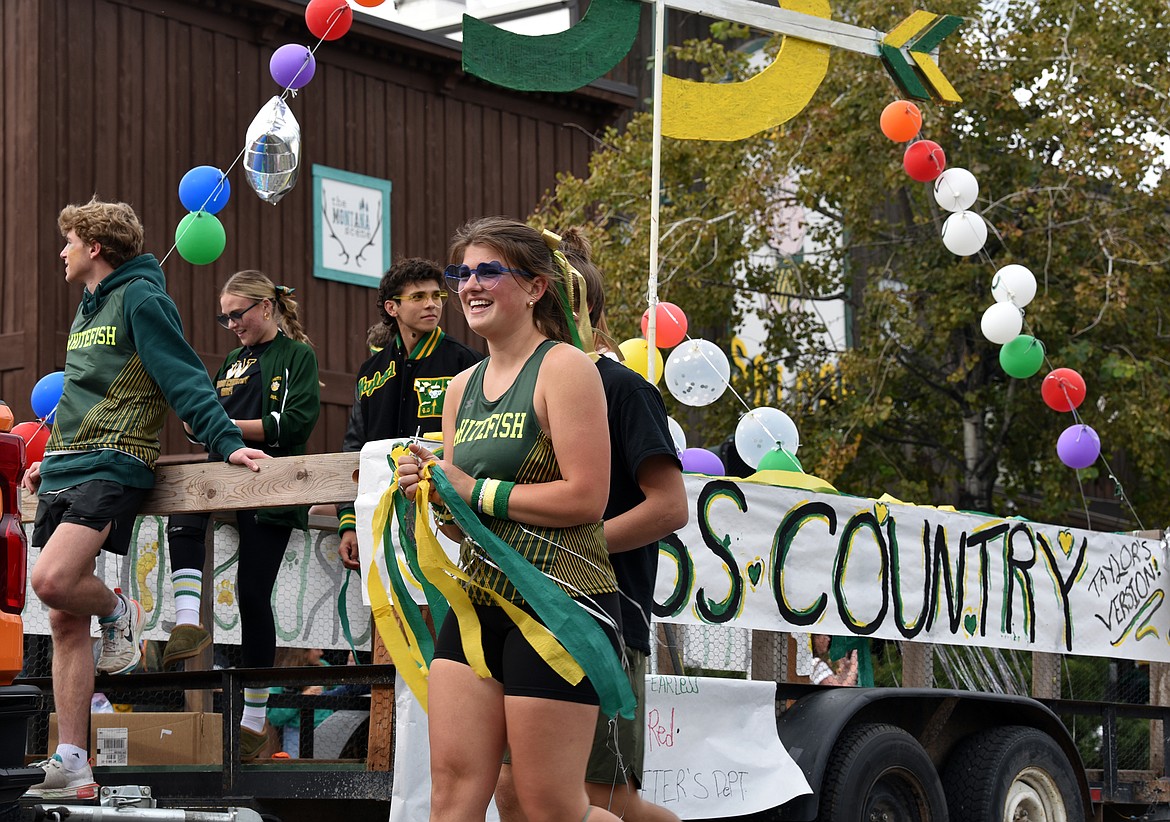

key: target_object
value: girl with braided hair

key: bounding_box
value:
[397,217,626,822]
[163,269,320,759]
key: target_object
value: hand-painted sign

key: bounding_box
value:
[657,475,1168,662]
[355,442,1165,661]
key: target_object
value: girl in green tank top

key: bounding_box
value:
[395,218,629,822]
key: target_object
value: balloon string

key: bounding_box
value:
[159,8,343,267]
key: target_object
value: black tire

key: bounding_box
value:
[816,722,948,822]
[942,725,1084,822]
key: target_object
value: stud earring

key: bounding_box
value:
[527,300,535,308]
[264,312,271,320]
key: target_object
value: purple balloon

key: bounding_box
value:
[680,447,725,475]
[1056,424,1100,469]
[270,44,316,90]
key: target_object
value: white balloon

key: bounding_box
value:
[933,167,979,212]
[664,339,730,407]
[991,264,1037,308]
[735,407,800,469]
[941,211,988,256]
[666,416,686,456]
[980,302,1023,344]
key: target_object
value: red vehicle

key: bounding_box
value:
[0,406,46,813]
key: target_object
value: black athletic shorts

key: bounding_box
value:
[31,480,149,556]
[433,591,623,706]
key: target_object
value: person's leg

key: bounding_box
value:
[234,512,291,755]
[428,658,508,821]
[163,514,213,668]
[507,695,621,822]
[494,764,526,822]
[584,650,680,821]
[28,522,113,799]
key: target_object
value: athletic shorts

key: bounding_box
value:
[31,480,148,556]
[585,647,647,787]
[433,592,623,706]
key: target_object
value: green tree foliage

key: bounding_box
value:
[535,0,1170,526]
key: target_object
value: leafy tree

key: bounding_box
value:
[534,0,1170,527]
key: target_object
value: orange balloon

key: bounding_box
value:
[880,100,922,142]
[0,402,13,433]
[352,0,387,5]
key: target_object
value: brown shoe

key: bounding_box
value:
[240,725,274,760]
[162,624,212,669]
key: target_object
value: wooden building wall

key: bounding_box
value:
[0,0,635,458]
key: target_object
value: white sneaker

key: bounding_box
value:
[23,754,99,800]
[96,592,144,675]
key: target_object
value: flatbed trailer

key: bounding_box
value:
[12,453,1170,821]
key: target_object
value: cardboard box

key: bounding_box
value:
[48,712,223,766]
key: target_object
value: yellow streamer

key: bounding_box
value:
[413,470,586,687]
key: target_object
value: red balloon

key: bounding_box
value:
[1041,368,1087,412]
[11,420,50,464]
[641,302,689,348]
[305,0,353,41]
[903,140,947,182]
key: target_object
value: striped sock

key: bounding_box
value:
[241,687,270,732]
[171,570,203,626]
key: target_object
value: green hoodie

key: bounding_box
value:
[40,254,246,492]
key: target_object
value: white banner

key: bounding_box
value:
[353,441,1170,662]
[658,475,1169,662]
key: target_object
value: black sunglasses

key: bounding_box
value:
[443,261,532,293]
[216,300,261,329]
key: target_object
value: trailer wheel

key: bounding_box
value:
[816,722,947,821]
[941,725,1083,822]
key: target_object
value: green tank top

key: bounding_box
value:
[453,339,616,604]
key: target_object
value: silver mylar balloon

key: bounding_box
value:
[244,96,301,205]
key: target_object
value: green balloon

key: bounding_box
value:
[175,211,226,265]
[999,334,1045,379]
[758,446,803,473]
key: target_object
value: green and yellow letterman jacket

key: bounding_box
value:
[40,255,246,493]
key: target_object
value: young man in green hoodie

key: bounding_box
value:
[22,199,269,800]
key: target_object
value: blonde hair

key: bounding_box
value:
[222,270,313,346]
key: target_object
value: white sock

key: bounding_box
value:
[171,570,203,626]
[100,593,127,624]
[241,687,269,732]
[56,743,88,771]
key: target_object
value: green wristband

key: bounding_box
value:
[494,481,514,521]
[472,478,487,513]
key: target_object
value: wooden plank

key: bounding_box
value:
[21,452,361,522]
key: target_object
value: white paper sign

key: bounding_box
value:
[641,676,811,817]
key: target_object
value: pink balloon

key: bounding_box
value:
[641,302,688,348]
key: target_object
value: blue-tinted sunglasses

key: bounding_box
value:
[443,261,532,293]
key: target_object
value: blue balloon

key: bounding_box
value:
[31,371,65,423]
[178,165,231,215]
